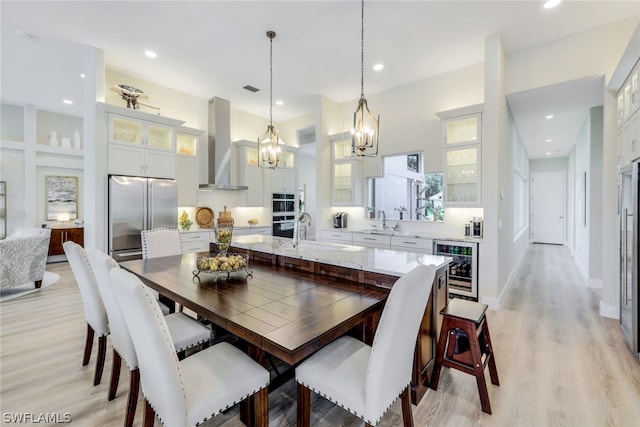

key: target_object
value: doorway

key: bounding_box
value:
[531,171,566,244]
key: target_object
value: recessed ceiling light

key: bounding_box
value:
[275,100,284,106]
[546,139,552,142]
[545,152,552,155]
[80,73,85,79]
[144,50,157,58]
[543,0,561,9]
[63,99,73,105]
[373,63,384,71]
[545,114,554,119]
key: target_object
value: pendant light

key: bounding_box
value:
[351,0,379,157]
[258,30,284,168]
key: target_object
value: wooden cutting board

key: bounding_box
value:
[195,207,214,228]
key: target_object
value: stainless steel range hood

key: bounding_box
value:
[199,96,248,191]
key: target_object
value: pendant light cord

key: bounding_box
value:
[269,33,274,127]
[360,0,365,99]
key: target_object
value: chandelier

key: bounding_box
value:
[351,0,379,157]
[258,30,284,168]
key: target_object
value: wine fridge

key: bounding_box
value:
[619,162,639,358]
[433,240,478,301]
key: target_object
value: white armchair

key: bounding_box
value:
[0,228,52,290]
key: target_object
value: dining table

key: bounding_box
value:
[119,252,388,367]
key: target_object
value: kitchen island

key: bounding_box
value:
[229,234,451,403]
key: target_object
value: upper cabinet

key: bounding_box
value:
[103,105,184,179]
[176,126,204,206]
[443,113,481,145]
[437,106,483,207]
[235,140,264,206]
[618,60,640,127]
[617,60,640,168]
[331,134,363,206]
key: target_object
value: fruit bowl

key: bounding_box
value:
[193,253,252,282]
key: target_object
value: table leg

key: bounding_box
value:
[240,343,264,425]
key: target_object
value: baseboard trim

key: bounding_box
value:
[599,300,619,319]
[480,245,528,311]
[573,254,589,285]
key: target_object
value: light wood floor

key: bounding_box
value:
[1,244,639,426]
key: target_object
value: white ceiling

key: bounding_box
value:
[1,1,638,159]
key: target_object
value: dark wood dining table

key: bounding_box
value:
[119,252,388,366]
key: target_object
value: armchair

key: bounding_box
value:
[0,228,52,290]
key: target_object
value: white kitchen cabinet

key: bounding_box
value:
[176,127,204,206]
[109,144,176,178]
[331,134,363,206]
[180,230,210,253]
[271,167,296,194]
[618,60,640,127]
[390,235,433,254]
[438,109,483,207]
[234,226,271,236]
[235,141,264,206]
[177,156,199,205]
[352,232,391,249]
[319,230,353,245]
[621,110,640,166]
[107,112,179,178]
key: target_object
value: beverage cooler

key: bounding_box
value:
[433,240,478,301]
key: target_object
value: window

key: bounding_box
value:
[514,170,528,237]
[367,153,444,221]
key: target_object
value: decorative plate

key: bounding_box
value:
[195,207,214,228]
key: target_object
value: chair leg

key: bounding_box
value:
[400,386,414,427]
[143,399,155,427]
[108,349,122,400]
[466,323,491,414]
[93,335,107,386]
[83,324,95,366]
[125,369,140,427]
[35,280,42,289]
[482,321,500,386]
[297,383,311,427]
[253,387,268,427]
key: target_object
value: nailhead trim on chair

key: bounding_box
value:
[297,380,410,426]
[142,288,268,427]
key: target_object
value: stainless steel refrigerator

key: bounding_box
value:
[619,162,639,358]
[109,175,178,262]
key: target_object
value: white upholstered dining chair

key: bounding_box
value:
[295,264,437,427]
[141,228,183,259]
[110,267,270,427]
[86,249,212,427]
[63,241,109,386]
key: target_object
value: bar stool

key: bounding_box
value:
[430,298,499,414]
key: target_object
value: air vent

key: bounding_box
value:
[243,85,259,93]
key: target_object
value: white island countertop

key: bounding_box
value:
[232,235,452,277]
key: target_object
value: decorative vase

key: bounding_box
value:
[48,131,58,146]
[73,130,81,149]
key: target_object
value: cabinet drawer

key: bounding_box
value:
[180,231,210,242]
[182,240,210,253]
[320,231,352,243]
[391,236,433,253]
[352,233,391,248]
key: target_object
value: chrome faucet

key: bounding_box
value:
[377,209,387,229]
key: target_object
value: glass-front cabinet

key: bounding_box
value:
[109,114,174,151]
[444,146,481,205]
[331,134,363,206]
[440,111,482,206]
[444,113,480,145]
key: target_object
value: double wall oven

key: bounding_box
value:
[272,193,296,238]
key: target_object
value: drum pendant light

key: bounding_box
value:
[258,30,284,168]
[352,0,379,157]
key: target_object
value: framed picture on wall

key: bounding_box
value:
[407,154,419,173]
[46,175,78,220]
[575,172,586,226]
